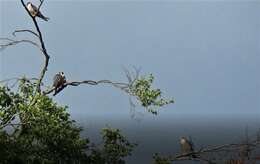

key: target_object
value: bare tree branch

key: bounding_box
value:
[123,66,141,84]
[20,0,50,93]
[1,0,50,93]
[43,79,130,96]
[157,140,260,163]
[0,37,41,50]
[12,29,39,38]
[37,0,45,12]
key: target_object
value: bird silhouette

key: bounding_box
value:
[53,72,66,95]
[26,2,49,21]
[180,136,196,158]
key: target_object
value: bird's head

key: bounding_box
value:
[60,72,66,82]
[180,137,187,144]
[26,2,32,6]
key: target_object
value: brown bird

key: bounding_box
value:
[239,144,251,160]
[26,2,49,21]
[180,137,196,158]
[53,72,66,95]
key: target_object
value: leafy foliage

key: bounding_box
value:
[87,127,137,164]
[0,74,173,163]
[102,127,136,163]
[153,153,172,164]
[0,80,136,163]
[130,74,174,115]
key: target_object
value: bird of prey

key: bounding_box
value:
[53,72,66,95]
[26,2,49,21]
[180,137,196,158]
[239,144,251,160]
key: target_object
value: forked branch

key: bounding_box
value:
[12,29,39,38]
[20,0,49,93]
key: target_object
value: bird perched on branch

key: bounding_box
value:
[239,144,251,160]
[26,2,49,21]
[53,72,66,95]
[180,136,196,158]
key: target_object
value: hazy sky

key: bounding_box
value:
[1,0,260,120]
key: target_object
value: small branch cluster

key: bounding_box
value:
[1,0,49,93]
[0,37,41,50]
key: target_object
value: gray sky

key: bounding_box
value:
[1,0,260,120]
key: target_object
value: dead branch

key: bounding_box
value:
[42,68,140,96]
[12,29,39,38]
[0,0,49,93]
[161,140,260,163]
[0,37,41,50]
[43,80,130,96]
[37,0,45,12]
[20,0,49,93]
[123,66,141,84]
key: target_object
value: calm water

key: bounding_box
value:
[78,114,260,163]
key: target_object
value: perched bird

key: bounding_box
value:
[26,2,49,21]
[180,137,196,158]
[53,72,66,95]
[239,144,251,160]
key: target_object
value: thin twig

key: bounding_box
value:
[0,101,21,129]
[37,0,44,12]
[0,37,41,50]
[0,77,38,83]
[0,113,19,129]
[12,29,39,38]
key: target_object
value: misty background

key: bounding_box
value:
[1,0,260,163]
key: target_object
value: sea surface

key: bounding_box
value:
[76,113,260,163]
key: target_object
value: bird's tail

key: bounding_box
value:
[191,154,197,158]
[41,16,49,22]
[37,12,49,21]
